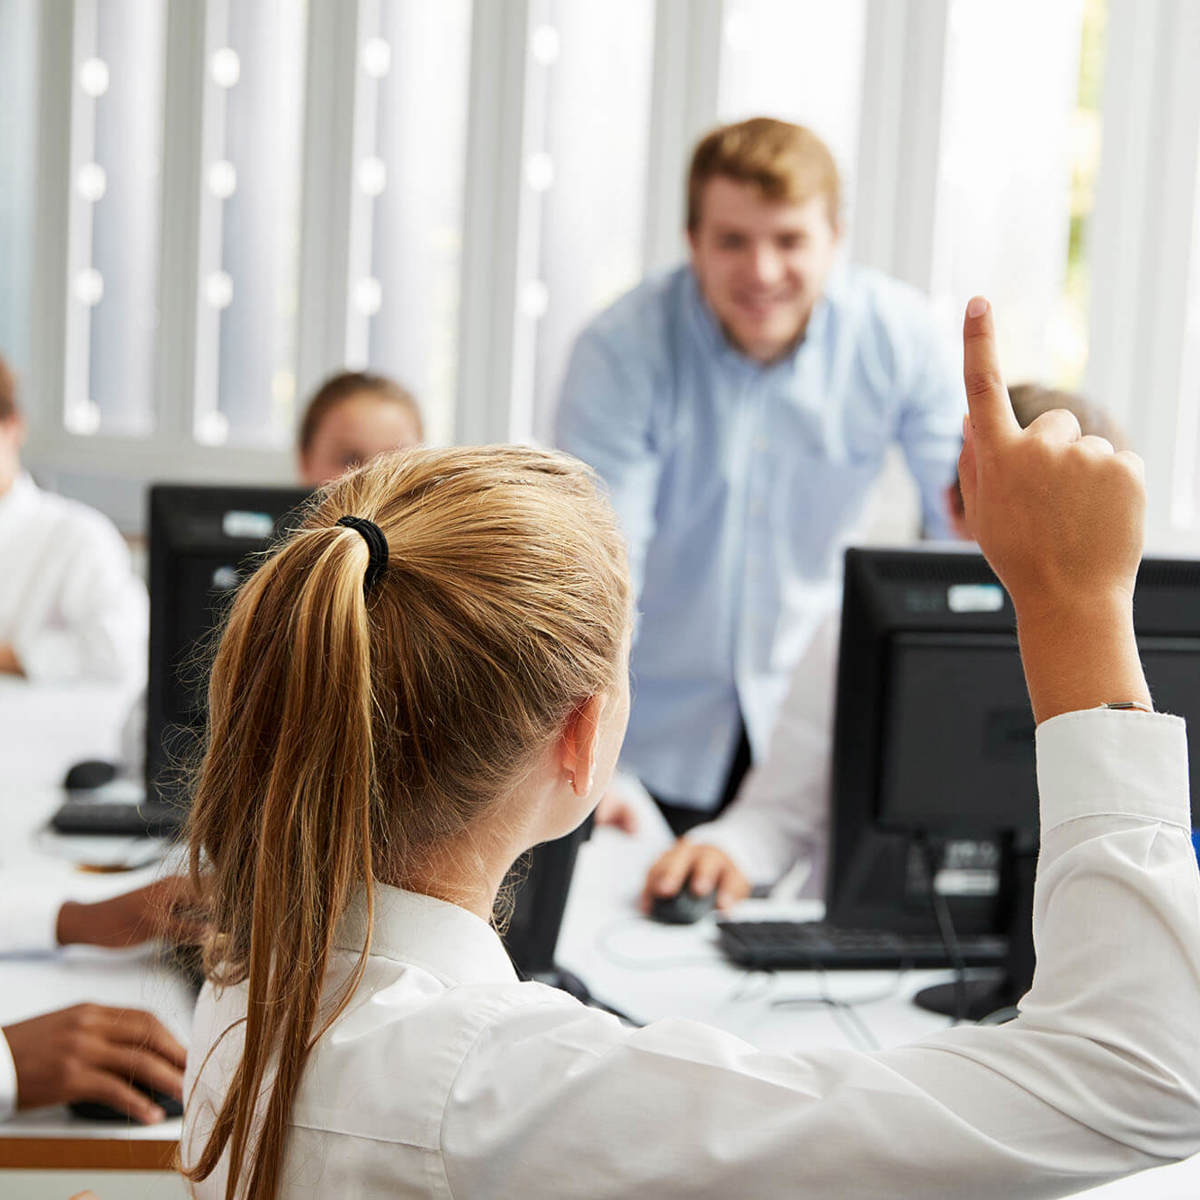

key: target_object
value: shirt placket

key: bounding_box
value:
[731,370,770,751]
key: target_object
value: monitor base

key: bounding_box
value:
[913,971,1020,1023]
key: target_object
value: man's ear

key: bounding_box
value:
[559,693,609,797]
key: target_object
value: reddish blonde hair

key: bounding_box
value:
[687,117,841,231]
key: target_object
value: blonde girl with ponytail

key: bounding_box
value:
[182,340,1200,1198]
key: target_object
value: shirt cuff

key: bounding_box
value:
[0,885,62,955]
[11,629,84,683]
[1036,708,1190,834]
[683,815,803,886]
[0,1030,17,1120]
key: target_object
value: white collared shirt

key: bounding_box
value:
[0,473,147,682]
[184,709,1200,1198]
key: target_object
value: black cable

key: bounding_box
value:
[917,834,969,1025]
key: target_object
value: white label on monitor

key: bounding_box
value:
[223,509,274,539]
[934,868,1000,897]
[947,583,1004,613]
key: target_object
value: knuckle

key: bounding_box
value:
[963,368,1003,398]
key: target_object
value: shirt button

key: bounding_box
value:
[754,437,768,453]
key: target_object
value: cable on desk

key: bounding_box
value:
[917,834,969,1025]
[769,965,907,1053]
[594,916,729,971]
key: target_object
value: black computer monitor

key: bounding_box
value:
[830,547,1200,1017]
[146,484,314,813]
[147,482,587,984]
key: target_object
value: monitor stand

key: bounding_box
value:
[913,832,1037,1023]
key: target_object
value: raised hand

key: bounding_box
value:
[957,297,1150,722]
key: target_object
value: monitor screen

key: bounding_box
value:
[146,484,313,805]
[828,548,1200,936]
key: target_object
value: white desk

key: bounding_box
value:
[0,680,188,1175]
[557,818,1200,1199]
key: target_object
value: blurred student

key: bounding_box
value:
[645,382,1131,909]
[0,878,193,1124]
[298,370,423,488]
[557,118,963,836]
[182,309,1200,1198]
[0,354,147,683]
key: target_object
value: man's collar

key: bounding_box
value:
[0,471,38,517]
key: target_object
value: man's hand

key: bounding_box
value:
[593,787,640,834]
[3,1004,185,1123]
[958,296,1149,722]
[0,642,22,675]
[57,877,204,949]
[642,839,751,913]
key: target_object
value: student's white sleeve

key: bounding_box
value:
[685,612,837,893]
[13,512,148,685]
[0,1031,16,1120]
[0,882,61,955]
[442,710,1200,1198]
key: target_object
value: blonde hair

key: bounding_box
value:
[687,117,841,231]
[181,445,630,1199]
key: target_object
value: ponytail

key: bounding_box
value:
[184,526,382,1197]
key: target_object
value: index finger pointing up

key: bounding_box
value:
[962,296,1020,445]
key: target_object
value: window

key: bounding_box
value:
[363,0,472,447]
[717,0,866,217]
[69,0,167,438]
[929,0,1100,386]
[524,0,656,443]
[0,0,38,379]
[198,0,307,449]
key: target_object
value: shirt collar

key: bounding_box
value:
[334,882,519,986]
[0,472,39,523]
[684,261,843,371]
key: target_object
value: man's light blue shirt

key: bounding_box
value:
[557,262,964,811]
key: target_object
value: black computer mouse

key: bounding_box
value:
[69,1087,183,1123]
[649,880,718,925]
[63,758,118,791]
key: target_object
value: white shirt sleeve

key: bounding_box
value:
[0,881,61,955]
[11,503,147,685]
[686,609,838,894]
[0,1030,17,1121]
[442,709,1200,1198]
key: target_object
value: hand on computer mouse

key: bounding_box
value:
[641,839,750,917]
[2,1003,185,1124]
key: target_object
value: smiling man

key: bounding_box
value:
[556,118,964,834]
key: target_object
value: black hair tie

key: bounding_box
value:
[336,515,389,592]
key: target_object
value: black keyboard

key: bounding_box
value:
[50,800,184,839]
[716,920,1007,971]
